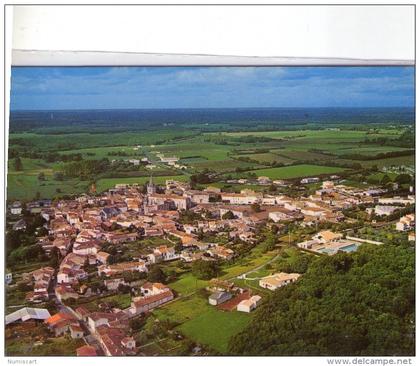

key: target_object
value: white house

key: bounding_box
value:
[237,295,262,313]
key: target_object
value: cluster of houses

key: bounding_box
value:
[24,267,55,303]
[6,173,416,356]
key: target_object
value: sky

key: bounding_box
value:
[10,66,414,110]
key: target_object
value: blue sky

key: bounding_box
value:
[10,66,414,110]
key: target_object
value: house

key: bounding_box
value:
[55,284,79,302]
[153,246,178,261]
[45,312,79,336]
[75,306,91,322]
[148,193,191,210]
[237,295,262,313]
[97,326,136,356]
[207,245,235,260]
[76,345,98,356]
[100,207,121,220]
[6,307,51,325]
[73,241,100,256]
[129,288,174,315]
[311,230,343,244]
[104,232,138,244]
[5,272,12,285]
[221,193,260,205]
[87,312,128,334]
[96,251,110,264]
[10,201,22,215]
[69,324,84,339]
[259,273,301,291]
[98,261,148,277]
[184,190,210,204]
[257,176,271,185]
[301,177,319,184]
[297,239,320,250]
[374,205,399,216]
[396,214,415,231]
[104,278,127,291]
[208,291,232,305]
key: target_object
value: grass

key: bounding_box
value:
[168,273,209,295]
[6,335,85,356]
[247,164,346,180]
[178,305,251,353]
[155,293,251,353]
[78,293,132,311]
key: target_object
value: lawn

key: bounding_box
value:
[155,293,251,353]
[6,335,85,356]
[247,164,346,180]
[78,293,132,311]
[178,304,251,353]
[168,273,209,295]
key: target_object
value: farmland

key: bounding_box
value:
[246,164,347,180]
[7,108,414,203]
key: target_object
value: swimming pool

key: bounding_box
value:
[339,244,359,252]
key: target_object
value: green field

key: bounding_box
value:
[7,126,413,202]
[155,294,251,353]
[246,164,346,180]
[178,305,251,353]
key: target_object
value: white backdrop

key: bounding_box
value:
[11,5,415,65]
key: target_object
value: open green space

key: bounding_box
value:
[155,293,251,353]
[246,164,347,180]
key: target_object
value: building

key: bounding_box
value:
[259,273,301,291]
[221,193,260,205]
[208,291,232,305]
[147,175,156,195]
[311,230,343,244]
[237,295,262,313]
[10,201,22,215]
[98,261,148,277]
[76,345,98,356]
[129,287,174,315]
[301,177,320,184]
[6,307,51,325]
[374,205,399,216]
[396,214,415,232]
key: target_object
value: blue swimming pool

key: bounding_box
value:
[340,244,359,252]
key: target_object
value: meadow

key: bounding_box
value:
[7,119,414,202]
[246,164,347,180]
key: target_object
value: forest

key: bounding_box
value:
[229,243,415,356]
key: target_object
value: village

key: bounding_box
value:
[5,174,415,356]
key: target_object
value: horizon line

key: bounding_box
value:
[9,106,415,113]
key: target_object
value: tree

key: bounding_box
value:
[229,245,415,356]
[14,157,23,171]
[147,265,167,283]
[251,203,262,212]
[268,184,277,192]
[53,172,64,181]
[395,174,412,185]
[50,247,61,268]
[381,174,391,185]
[192,260,219,280]
[222,211,234,220]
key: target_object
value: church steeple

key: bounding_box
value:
[147,173,156,195]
